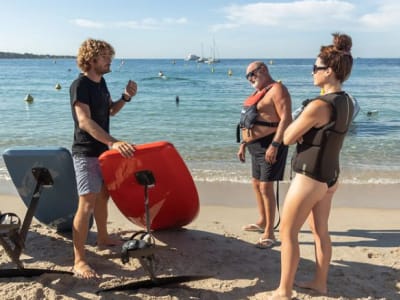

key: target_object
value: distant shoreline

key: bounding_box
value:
[1,52,398,60]
[0,51,75,59]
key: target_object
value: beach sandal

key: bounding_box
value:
[242,223,264,233]
[256,238,277,249]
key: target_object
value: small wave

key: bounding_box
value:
[0,174,11,181]
[1,168,397,186]
[350,120,400,137]
[193,176,400,185]
[341,177,400,185]
[0,166,10,181]
[141,76,194,82]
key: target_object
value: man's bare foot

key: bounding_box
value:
[268,289,297,300]
[96,235,123,248]
[73,261,99,279]
[268,290,291,300]
[295,280,327,295]
[242,223,265,232]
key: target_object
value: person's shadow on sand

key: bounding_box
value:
[0,224,173,300]
[96,227,399,299]
[296,228,400,299]
[98,228,282,299]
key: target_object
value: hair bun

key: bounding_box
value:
[332,32,352,53]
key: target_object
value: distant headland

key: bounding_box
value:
[0,51,75,59]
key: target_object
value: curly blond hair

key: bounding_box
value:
[76,38,115,72]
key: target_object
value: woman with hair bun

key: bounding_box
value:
[270,33,354,299]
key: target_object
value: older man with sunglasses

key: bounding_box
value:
[237,61,292,248]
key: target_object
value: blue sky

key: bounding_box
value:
[1,0,399,58]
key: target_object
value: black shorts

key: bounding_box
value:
[247,134,288,182]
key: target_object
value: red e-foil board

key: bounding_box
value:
[99,141,199,230]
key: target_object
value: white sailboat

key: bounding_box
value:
[197,43,207,63]
[205,39,220,64]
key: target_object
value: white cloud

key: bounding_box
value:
[71,17,187,30]
[214,0,355,30]
[213,0,400,32]
[163,17,188,24]
[71,18,104,29]
[359,1,400,30]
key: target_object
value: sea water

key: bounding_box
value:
[0,58,399,185]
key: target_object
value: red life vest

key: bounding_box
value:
[243,84,272,106]
[237,83,279,142]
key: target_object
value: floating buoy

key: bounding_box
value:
[367,110,378,116]
[228,69,233,76]
[55,83,62,90]
[24,94,34,103]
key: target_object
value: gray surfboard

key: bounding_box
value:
[2,147,78,232]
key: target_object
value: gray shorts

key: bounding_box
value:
[247,134,288,182]
[73,156,103,196]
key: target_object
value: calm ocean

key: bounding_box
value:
[0,58,399,185]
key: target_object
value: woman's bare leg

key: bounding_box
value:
[271,174,328,299]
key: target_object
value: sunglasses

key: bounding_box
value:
[313,64,328,73]
[246,65,263,80]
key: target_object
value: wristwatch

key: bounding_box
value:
[121,93,131,102]
[271,141,281,148]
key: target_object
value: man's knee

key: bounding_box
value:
[78,193,97,213]
[259,181,274,191]
[252,178,260,187]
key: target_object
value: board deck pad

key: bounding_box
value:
[3,147,78,232]
[99,141,199,230]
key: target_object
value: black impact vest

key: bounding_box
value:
[292,92,354,184]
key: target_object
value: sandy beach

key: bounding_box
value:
[0,180,399,299]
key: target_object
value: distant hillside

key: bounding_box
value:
[0,51,75,59]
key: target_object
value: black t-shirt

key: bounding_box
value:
[70,74,111,157]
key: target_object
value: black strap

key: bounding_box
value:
[237,121,279,143]
[274,180,280,229]
[254,120,279,127]
[236,123,241,143]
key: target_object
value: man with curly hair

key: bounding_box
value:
[70,38,137,279]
